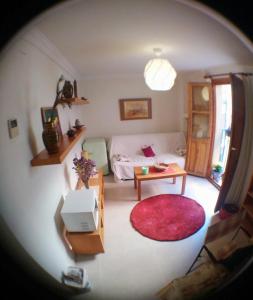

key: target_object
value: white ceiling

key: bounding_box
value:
[34,0,253,78]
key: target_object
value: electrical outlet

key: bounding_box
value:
[8,119,19,139]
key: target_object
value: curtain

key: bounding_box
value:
[225,76,253,206]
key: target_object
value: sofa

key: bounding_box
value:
[108,132,186,182]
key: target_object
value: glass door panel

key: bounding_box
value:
[192,114,210,138]
[192,86,210,111]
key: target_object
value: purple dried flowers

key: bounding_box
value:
[73,155,97,188]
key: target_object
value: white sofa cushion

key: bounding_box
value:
[108,132,186,182]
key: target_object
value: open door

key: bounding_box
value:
[209,77,232,187]
[214,74,245,212]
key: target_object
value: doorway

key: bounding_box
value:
[210,78,232,187]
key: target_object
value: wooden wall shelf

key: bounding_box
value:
[57,97,89,105]
[31,128,85,166]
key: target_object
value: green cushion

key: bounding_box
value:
[82,138,109,175]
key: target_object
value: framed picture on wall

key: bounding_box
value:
[41,106,62,138]
[119,98,152,120]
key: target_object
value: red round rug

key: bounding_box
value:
[130,194,205,241]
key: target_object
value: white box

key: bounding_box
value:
[61,189,98,232]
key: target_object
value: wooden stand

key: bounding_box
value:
[63,170,105,254]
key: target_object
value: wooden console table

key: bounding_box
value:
[63,170,105,254]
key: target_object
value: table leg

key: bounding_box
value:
[137,180,141,201]
[181,175,186,194]
[134,173,137,189]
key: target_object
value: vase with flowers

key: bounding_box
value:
[73,155,97,189]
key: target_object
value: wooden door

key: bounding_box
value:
[187,139,210,176]
[185,83,213,177]
[214,75,245,211]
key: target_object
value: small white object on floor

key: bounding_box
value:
[62,266,91,290]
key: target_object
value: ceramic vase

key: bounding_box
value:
[42,122,60,154]
[81,177,89,189]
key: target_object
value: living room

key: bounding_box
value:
[0,1,253,300]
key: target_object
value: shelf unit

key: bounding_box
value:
[57,97,89,106]
[242,174,253,235]
[31,128,85,166]
[63,170,105,254]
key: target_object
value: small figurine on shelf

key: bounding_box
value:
[73,118,85,130]
[75,119,81,127]
[62,80,73,99]
[73,80,78,98]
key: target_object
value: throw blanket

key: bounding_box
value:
[113,154,131,162]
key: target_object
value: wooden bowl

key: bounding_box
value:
[154,164,168,172]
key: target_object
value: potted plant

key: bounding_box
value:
[212,164,223,181]
[73,155,97,189]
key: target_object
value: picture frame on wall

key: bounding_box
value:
[41,106,63,138]
[119,98,152,120]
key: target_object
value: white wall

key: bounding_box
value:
[78,75,184,139]
[89,65,253,140]
[0,30,85,287]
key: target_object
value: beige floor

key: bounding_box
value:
[74,174,219,300]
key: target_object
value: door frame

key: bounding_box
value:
[207,77,231,189]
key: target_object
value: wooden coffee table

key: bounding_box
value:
[134,163,187,201]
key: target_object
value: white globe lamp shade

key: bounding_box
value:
[144,58,177,91]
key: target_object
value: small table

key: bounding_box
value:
[134,163,187,201]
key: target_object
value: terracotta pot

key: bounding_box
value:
[42,122,60,154]
[212,170,222,181]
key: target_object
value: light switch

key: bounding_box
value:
[8,119,19,139]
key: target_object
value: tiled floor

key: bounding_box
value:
[74,174,219,300]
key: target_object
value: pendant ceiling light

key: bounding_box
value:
[144,48,177,91]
